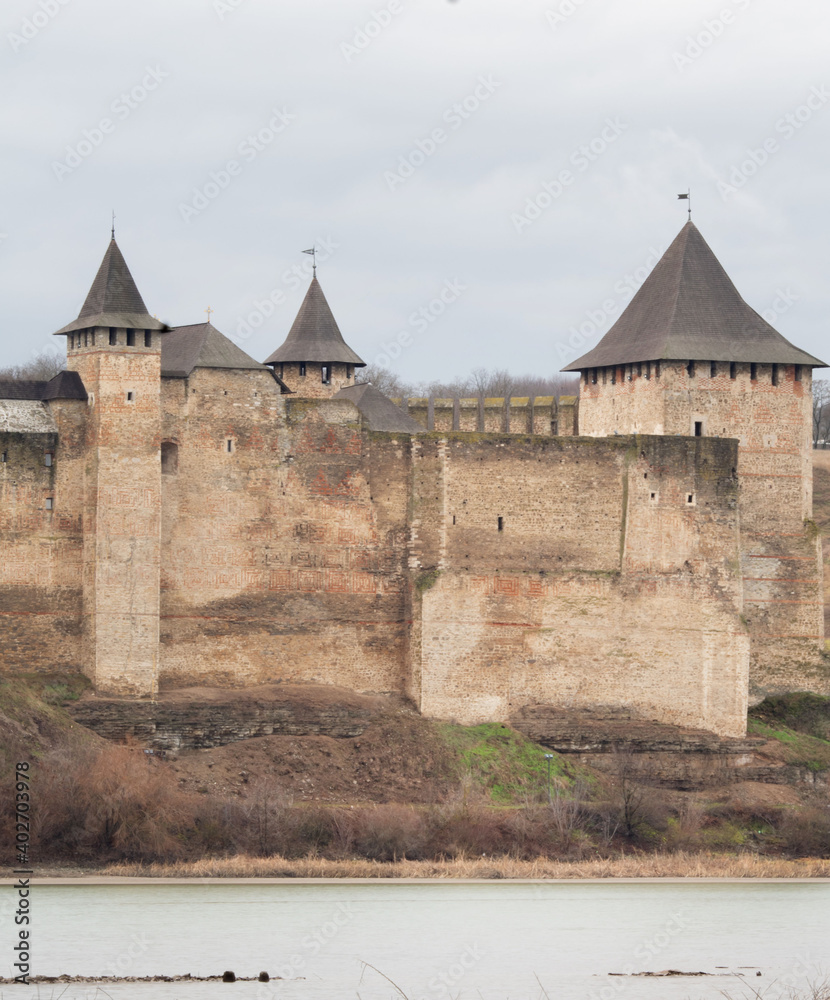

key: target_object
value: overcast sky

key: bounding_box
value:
[2,0,828,383]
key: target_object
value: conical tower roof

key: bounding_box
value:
[264,276,365,366]
[54,238,167,336]
[563,222,825,370]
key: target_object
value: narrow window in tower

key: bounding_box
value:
[109,328,117,345]
[90,331,95,346]
[83,332,88,347]
[611,368,616,385]
[795,365,803,382]
[687,360,695,377]
[771,364,779,386]
[1,452,7,463]
[591,369,597,385]
[299,363,306,377]
[44,452,53,467]
[655,361,661,379]
[45,498,53,510]
[751,363,758,381]
[602,368,607,385]
[279,364,284,379]
[126,329,135,347]
[687,494,695,504]
[710,361,717,377]
[497,516,504,532]
[347,365,353,380]
[730,362,736,380]
[144,330,152,348]
[226,439,234,453]
[126,392,134,402]
[452,515,456,525]
[694,421,703,437]
[322,365,331,385]
[636,362,642,378]
[645,361,651,380]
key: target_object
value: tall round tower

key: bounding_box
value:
[263,275,365,397]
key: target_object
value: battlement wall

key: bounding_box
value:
[392,395,574,436]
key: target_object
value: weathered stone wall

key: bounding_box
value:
[278,362,356,398]
[0,400,84,672]
[157,375,411,694]
[577,361,826,698]
[406,433,749,737]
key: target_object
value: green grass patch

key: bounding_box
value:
[436,721,582,804]
[749,691,830,741]
[747,718,830,773]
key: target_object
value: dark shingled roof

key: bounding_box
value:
[53,238,167,336]
[263,277,365,366]
[563,222,826,371]
[334,383,423,433]
[162,322,269,378]
[0,370,87,401]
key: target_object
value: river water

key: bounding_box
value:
[1,880,828,1000]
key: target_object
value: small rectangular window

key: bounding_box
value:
[497,516,504,532]
[636,362,642,378]
[611,368,616,385]
[694,421,703,437]
[710,361,717,377]
[90,330,96,346]
[687,360,695,377]
[299,363,306,377]
[751,363,758,381]
[126,329,135,347]
[686,494,695,504]
[795,365,803,382]
[591,368,597,385]
[109,328,117,345]
[655,361,661,379]
[279,364,285,379]
[771,363,779,386]
[144,330,152,348]
[347,365,353,380]
[45,498,53,510]
[645,362,651,380]
[1,452,7,463]
[730,362,736,380]
[126,391,134,402]
[322,365,331,385]
[227,439,233,453]
[44,452,53,467]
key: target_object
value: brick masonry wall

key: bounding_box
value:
[408,433,749,737]
[157,376,410,694]
[0,400,84,672]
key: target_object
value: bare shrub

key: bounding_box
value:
[239,778,294,856]
[342,804,427,861]
[776,806,830,858]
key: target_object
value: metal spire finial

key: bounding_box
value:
[302,245,317,277]
[205,306,214,323]
[111,210,116,239]
[677,189,691,220]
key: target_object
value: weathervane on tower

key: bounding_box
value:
[677,189,691,220]
[111,210,116,239]
[302,245,318,277]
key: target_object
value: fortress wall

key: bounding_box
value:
[409,433,749,737]
[157,381,410,693]
[0,401,84,674]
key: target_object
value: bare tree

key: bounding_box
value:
[813,379,830,448]
[0,348,65,382]
[356,364,414,399]
[356,365,579,403]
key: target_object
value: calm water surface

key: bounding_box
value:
[1,881,828,1000]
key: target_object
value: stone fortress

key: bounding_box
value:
[0,221,826,739]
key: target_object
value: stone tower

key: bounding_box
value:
[263,275,365,397]
[564,221,827,695]
[54,238,167,697]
